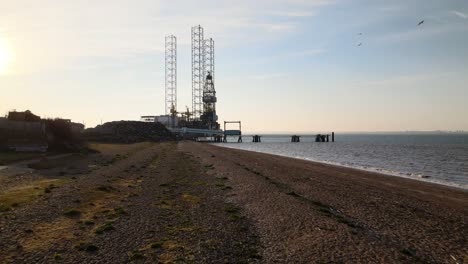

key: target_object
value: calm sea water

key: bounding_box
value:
[216,134,468,190]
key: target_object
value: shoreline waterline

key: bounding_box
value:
[213,143,468,191]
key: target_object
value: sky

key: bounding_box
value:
[0,0,467,133]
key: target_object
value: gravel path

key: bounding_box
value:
[0,142,260,263]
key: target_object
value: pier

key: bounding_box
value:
[252,135,261,142]
[223,121,242,143]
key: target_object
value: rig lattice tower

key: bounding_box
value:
[165,35,177,115]
[201,37,217,129]
[191,25,204,119]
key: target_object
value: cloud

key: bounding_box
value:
[0,0,335,74]
[269,11,316,17]
[451,11,467,19]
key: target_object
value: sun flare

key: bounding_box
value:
[0,38,12,75]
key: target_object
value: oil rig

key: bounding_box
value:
[141,25,240,141]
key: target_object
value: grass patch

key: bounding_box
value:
[95,222,115,234]
[44,183,59,194]
[400,248,417,257]
[128,250,145,260]
[204,164,215,170]
[84,220,95,226]
[0,179,67,212]
[317,207,332,215]
[75,242,99,252]
[114,207,128,216]
[96,185,115,192]
[104,207,128,219]
[150,242,163,249]
[243,167,262,176]
[221,185,233,191]
[181,194,201,204]
[110,154,128,164]
[224,206,240,214]
[162,240,182,250]
[158,199,174,209]
[286,191,301,197]
[53,252,62,260]
[64,209,81,218]
[224,205,242,221]
[336,216,357,228]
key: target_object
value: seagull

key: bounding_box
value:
[357,43,362,46]
[417,20,424,26]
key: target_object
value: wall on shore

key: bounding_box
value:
[0,118,46,142]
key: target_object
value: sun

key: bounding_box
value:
[0,38,12,75]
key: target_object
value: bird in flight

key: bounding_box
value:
[417,20,424,26]
[358,33,363,35]
[357,43,362,46]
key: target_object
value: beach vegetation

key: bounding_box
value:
[182,193,201,204]
[96,185,115,192]
[63,209,81,218]
[95,222,115,234]
[0,179,66,212]
[221,185,233,190]
[114,207,127,216]
[286,191,301,197]
[75,242,99,252]
[150,242,163,249]
[128,250,145,260]
[84,220,95,225]
[400,248,417,257]
[224,205,242,221]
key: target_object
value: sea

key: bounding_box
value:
[215,133,468,190]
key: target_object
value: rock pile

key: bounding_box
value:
[84,121,173,143]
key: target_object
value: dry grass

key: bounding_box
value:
[19,180,128,253]
[20,217,76,252]
[0,179,68,212]
[181,193,201,205]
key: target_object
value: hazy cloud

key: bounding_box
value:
[0,0,334,74]
[269,11,316,17]
[451,11,467,19]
